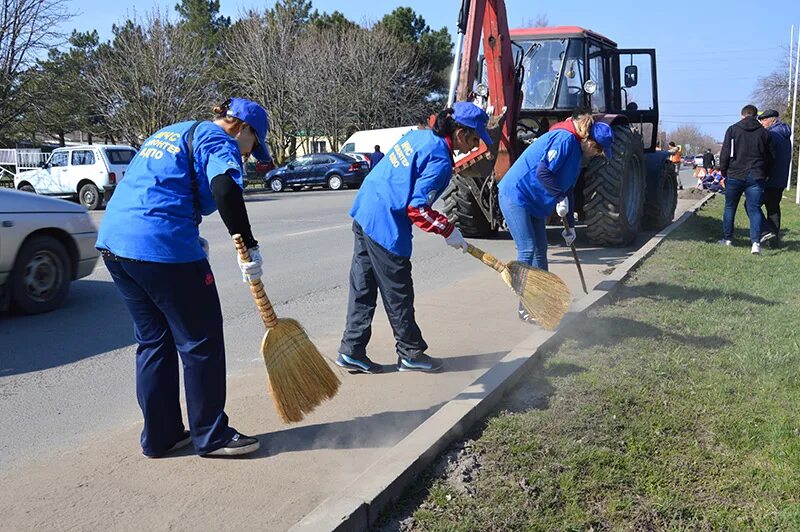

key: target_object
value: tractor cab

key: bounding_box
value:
[506,27,659,152]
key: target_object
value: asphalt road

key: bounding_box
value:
[0,172,699,476]
[0,188,498,472]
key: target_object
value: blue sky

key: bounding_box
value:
[63,0,800,140]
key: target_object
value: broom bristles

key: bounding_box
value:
[261,318,341,423]
[504,261,571,330]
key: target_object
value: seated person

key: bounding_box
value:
[693,166,707,188]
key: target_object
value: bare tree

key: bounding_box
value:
[222,8,304,162]
[344,25,433,132]
[0,0,72,140]
[87,10,215,147]
[752,65,790,115]
[668,124,718,154]
[522,13,549,28]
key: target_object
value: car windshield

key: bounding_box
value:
[519,39,569,109]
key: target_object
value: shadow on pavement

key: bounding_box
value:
[258,402,447,458]
[0,280,133,376]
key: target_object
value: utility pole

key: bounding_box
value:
[791,29,800,199]
[790,25,795,105]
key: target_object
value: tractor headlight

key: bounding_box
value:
[583,80,597,95]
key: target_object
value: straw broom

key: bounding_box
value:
[233,234,340,423]
[465,244,571,330]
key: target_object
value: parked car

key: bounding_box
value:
[347,153,372,164]
[0,189,99,314]
[693,154,704,168]
[14,145,137,210]
[682,156,694,167]
[264,153,370,192]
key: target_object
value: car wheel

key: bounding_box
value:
[79,183,102,210]
[10,235,72,314]
[327,174,343,191]
[19,184,35,193]
[269,177,285,192]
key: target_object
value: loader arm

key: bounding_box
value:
[452,0,522,181]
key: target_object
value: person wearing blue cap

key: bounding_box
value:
[498,110,613,323]
[96,98,271,457]
[337,102,492,374]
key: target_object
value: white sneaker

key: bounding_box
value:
[751,243,761,255]
[717,239,732,246]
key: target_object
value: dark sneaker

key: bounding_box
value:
[397,354,443,373]
[518,302,537,324]
[145,430,193,458]
[336,353,383,374]
[760,231,776,244]
[202,433,260,457]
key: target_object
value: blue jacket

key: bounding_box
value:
[370,150,384,169]
[766,121,792,189]
[350,130,454,257]
[498,129,581,222]
[97,121,244,262]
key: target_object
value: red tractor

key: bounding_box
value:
[442,0,677,246]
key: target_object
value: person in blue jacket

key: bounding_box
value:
[498,111,613,323]
[370,145,384,169]
[96,98,268,458]
[337,102,492,374]
[757,109,792,246]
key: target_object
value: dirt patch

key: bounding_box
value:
[678,187,711,200]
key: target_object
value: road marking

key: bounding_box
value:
[285,223,351,237]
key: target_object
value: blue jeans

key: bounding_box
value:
[499,195,549,271]
[722,175,765,243]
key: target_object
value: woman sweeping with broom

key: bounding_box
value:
[497,110,613,323]
[96,98,268,457]
[336,102,492,374]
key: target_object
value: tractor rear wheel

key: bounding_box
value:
[583,125,646,246]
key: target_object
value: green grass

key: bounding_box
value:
[395,198,800,531]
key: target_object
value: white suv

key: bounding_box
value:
[14,145,137,210]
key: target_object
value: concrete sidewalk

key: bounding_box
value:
[0,198,699,531]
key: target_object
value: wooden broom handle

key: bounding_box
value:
[232,234,279,329]
[466,244,506,273]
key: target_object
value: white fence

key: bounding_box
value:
[0,149,49,171]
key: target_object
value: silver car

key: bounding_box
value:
[0,189,99,314]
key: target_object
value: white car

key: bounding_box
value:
[14,145,137,210]
[693,155,704,168]
[0,189,99,314]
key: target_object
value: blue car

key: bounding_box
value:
[264,153,370,192]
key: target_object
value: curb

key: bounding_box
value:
[290,193,717,532]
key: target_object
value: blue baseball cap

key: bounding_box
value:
[453,102,493,145]
[227,98,271,162]
[591,122,614,159]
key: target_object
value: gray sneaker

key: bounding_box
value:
[717,239,732,246]
[397,354,443,373]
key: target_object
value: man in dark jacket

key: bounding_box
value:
[718,104,776,255]
[757,109,792,246]
[702,148,715,174]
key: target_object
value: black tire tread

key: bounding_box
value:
[583,125,646,246]
[442,176,493,237]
